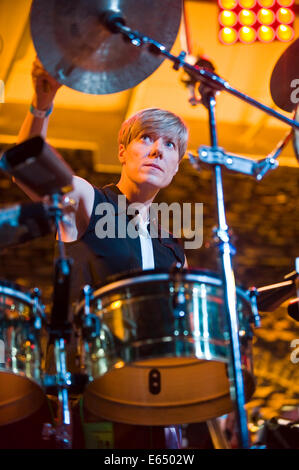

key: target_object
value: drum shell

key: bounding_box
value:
[77,271,255,425]
[0,283,46,425]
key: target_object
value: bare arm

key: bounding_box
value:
[17,57,61,144]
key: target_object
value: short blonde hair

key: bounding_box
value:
[118,108,189,160]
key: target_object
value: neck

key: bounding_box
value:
[116,175,159,222]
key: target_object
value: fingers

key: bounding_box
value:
[32,56,51,81]
[31,55,62,90]
[31,56,62,109]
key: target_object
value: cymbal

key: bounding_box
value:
[270,38,299,112]
[30,0,182,94]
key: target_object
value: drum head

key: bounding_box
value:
[0,372,45,425]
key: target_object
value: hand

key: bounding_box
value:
[31,56,62,110]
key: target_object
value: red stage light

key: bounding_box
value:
[276,24,295,41]
[219,10,238,27]
[257,25,275,42]
[276,7,294,24]
[239,26,257,43]
[257,8,275,25]
[239,0,256,8]
[218,0,238,9]
[277,0,294,6]
[219,27,238,44]
[239,9,257,26]
[258,0,275,7]
[218,0,295,43]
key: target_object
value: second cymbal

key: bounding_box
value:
[270,38,299,113]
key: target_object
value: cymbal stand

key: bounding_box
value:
[100,11,299,449]
[101,11,299,131]
[198,85,250,448]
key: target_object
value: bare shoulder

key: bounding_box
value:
[71,175,94,209]
[60,175,95,242]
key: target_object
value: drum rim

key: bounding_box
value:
[0,284,44,314]
[76,269,250,313]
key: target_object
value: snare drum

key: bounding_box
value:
[0,281,46,425]
[76,270,255,426]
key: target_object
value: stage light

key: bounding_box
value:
[276,7,294,24]
[277,0,294,7]
[257,25,275,42]
[218,0,238,9]
[218,0,295,44]
[257,8,275,24]
[239,26,257,43]
[239,9,256,26]
[219,27,238,44]
[239,0,256,8]
[258,0,275,7]
[276,24,295,41]
[219,10,238,26]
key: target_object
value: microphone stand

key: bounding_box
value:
[99,12,299,449]
[0,136,76,448]
[46,193,73,449]
[201,87,250,448]
[101,11,299,131]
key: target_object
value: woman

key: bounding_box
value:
[14,58,190,449]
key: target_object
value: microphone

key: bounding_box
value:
[0,136,73,199]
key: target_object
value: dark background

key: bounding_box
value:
[0,147,299,421]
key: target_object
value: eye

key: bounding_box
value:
[140,134,152,143]
[165,140,175,149]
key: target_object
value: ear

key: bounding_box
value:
[118,144,126,164]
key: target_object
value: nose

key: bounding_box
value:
[149,138,163,159]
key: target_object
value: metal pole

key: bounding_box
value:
[207,91,250,449]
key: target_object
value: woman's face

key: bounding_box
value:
[119,132,180,190]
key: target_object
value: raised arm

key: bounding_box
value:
[17,57,62,144]
[16,57,94,242]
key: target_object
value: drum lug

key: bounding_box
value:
[84,314,101,338]
[31,287,43,329]
[247,287,261,328]
[83,285,94,315]
[42,422,56,441]
[149,368,161,394]
[172,288,186,318]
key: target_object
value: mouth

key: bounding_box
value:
[143,163,164,172]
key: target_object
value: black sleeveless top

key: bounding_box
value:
[64,184,185,303]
